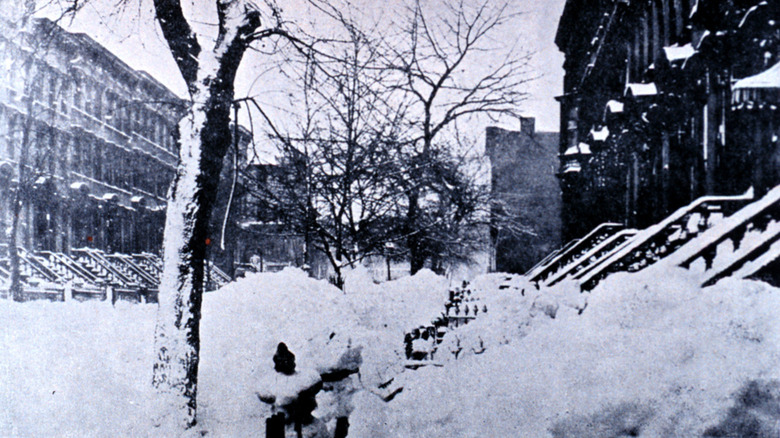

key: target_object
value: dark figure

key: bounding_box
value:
[266,412,286,438]
[404,333,413,359]
[482,305,488,314]
[334,417,350,438]
[464,305,470,316]
[474,305,479,316]
[273,342,296,375]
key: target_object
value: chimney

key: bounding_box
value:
[520,117,535,138]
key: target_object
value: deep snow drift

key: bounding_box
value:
[1,265,778,437]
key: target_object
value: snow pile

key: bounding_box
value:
[0,266,450,437]
[369,267,780,436]
[341,266,450,386]
[3,264,779,437]
[0,300,158,437]
[437,274,584,362]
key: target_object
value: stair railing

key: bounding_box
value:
[528,223,624,284]
[578,190,754,291]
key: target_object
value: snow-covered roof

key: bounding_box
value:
[733,62,780,90]
[102,193,119,202]
[578,142,591,154]
[130,195,145,203]
[625,83,658,97]
[590,126,610,142]
[663,44,696,63]
[606,100,624,113]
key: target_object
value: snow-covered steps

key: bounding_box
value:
[661,184,780,288]
[1,248,232,302]
[403,280,488,368]
[579,190,754,291]
[528,223,624,285]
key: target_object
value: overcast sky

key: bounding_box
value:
[41,0,566,135]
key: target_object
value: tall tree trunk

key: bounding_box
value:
[151,90,232,429]
[150,0,262,428]
[9,193,24,302]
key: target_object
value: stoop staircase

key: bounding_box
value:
[527,223,624,285]
[532,186,780,291]
[659,185,780,287]
[576,190,755,291]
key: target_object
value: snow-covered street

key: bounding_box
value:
[2,266,778,436]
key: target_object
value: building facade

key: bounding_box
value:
[0,15,180,255]
[486,119,561,273]
[556,0,779,241]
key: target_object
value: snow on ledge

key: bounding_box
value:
[663,43,696,62]
[590,126,610,142]
[733,61,780,90]
[563,143,591,156]
[563,145,579,156]
[606,100,624,113]
[625,82,658,97]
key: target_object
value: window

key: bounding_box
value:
[48,72,57,110]
[83,82,92,114]
[642,15,649,70]
[59,81,68,115]
[6,115,16,159]
[73,77,82,110]
[94,87,103,119]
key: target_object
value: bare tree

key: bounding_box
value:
[387,0,532,274]
[246,14,408,286]
[136,0,308,429]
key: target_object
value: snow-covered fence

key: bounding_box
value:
[0,248,233,303]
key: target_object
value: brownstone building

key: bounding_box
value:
[0,15,182,255]
[556,0,779,241]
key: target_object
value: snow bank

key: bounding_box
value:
[371,267,780,436]
[0,267,450,437]
[340,266,450,388]
[0,299,158,437]
[3,264,777,437]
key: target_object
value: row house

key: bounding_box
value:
[555,0,779,241]
[0,16,181,255]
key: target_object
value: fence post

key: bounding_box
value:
[63,282,72,302]
[105,286,114,305]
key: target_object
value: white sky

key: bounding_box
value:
[39,0,566,140]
